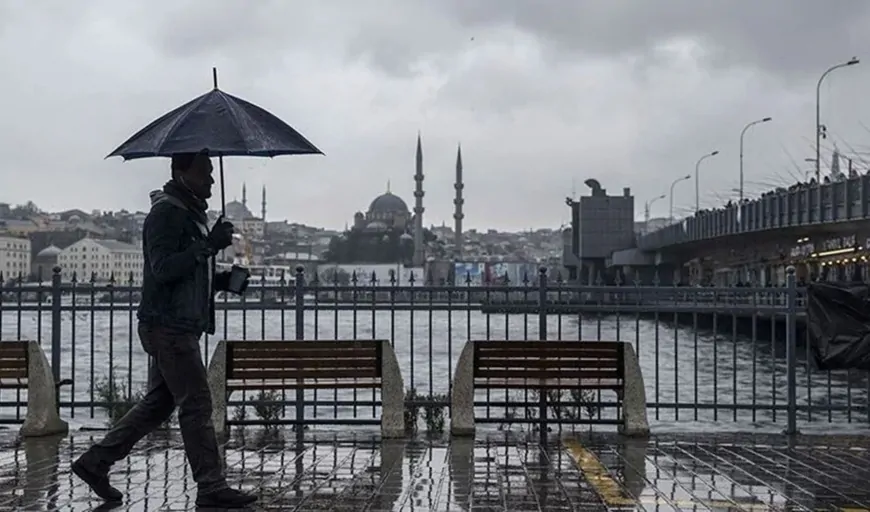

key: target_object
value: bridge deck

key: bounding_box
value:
[0,429,868,511]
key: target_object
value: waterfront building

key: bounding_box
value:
[0,235,32,279]
[57,238,143,284]
[564,180,635,283]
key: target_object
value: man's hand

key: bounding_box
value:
[207,216,234,252]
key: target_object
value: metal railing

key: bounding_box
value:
[0,266,866,434]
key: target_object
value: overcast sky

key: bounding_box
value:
[2,1,869,231]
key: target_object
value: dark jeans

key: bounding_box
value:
[84,323,226,493]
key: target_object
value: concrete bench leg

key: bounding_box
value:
[619,343,650,437]
[207,340,229,438]
[380,341,405,438]
[450,341,475,436]
[21,341,68,438]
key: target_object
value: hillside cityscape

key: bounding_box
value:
[0,191,566,288]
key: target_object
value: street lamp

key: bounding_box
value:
[694,150,720,214]
[739,117,772,203]
[644,194,665,233]
[816,57,859,181]
[669,174,691,222]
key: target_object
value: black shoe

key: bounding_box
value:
[71,457,123,502]
[195,488,257,508]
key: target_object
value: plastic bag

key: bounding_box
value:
[807,282,870,371]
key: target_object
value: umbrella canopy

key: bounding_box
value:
[107,88,322,159]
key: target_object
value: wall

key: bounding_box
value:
[577,194,634,259]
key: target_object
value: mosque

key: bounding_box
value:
[223,183,266,240]
[326,134,466,265]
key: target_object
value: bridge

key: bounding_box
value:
[612,175,870,285]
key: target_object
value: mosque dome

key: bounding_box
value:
[368,192,408,214]
[225,200,253,220]
[37,245,62,258]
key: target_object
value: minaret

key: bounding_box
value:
[261,185,267,237]
[242,182,247,208]
[413,133,425,266]
[453,144,464,260]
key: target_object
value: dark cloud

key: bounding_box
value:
[0,0,868,230]
[435,0,869,79]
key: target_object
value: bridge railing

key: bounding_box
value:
[639,174,870,250]
[0,266,860,434]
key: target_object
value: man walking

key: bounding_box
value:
[72,151,257,508]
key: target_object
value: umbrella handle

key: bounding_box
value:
[219,155,226,217]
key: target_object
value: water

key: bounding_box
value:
[1,309,868,431]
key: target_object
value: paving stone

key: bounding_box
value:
[0,427,868,510]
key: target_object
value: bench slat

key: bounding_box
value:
[229,347,377,360]
[476,347,620,359]
[229,368,379,380]
[476,369,621,380]
[476,357,619,368]
[0,368,27,379]
[0,344,27,356]
[228,378,381,391]
[0,357,27,368]
[231,357,378,370]
[227,340,381,350]
[474,340,622,350]
[474,377,622,390]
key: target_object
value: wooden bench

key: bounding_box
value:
[0,340,68,437]
[450,340,649,437]
[207,339,405,438]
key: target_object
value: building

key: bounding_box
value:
[57,238,143,284]
[564,179,634,283]
[0,235,32,279]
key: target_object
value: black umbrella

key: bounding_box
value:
[108,68,322,214]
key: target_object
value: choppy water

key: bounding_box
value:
[1,309,868,432]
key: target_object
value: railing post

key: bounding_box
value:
[784,265,798,435]
[294,266,305,441]
[50,267,62,412]
[538,267,548,340]
[537,267,548,445]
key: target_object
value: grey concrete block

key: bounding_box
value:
[379,341,405,438]
[619,343,650,437]
[449,341,476,436]
[207,340,228,438]
[20,341,68,438]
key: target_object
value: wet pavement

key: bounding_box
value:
[0,428,869,511]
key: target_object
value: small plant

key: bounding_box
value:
[404,388,420,434]
[404,389,449,436]
[498,406,519,431]
[423,393,447,435]
[231,390,288,433]
[520,388,599,433]
[94,372,173,429]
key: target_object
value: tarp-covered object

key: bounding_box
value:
[807,282,870,371]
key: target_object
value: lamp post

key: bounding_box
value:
[739,117,772,203]
[694,150,720,213]
[644,194,665,233]
[816,57,859,181]
[669,174,691,222]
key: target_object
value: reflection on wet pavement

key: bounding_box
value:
[0,428,868,510]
